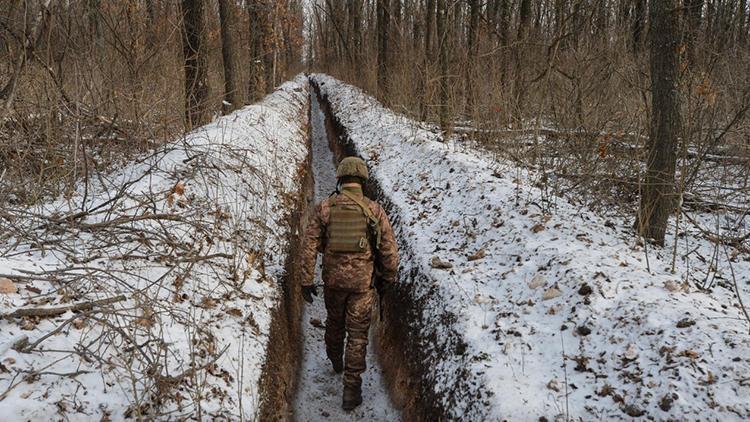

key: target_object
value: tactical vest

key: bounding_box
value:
[326,192,380,253]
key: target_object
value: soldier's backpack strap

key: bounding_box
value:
[340,190,381,250]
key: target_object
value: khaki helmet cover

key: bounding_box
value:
[336,157,369,180]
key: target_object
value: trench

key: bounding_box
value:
[290,84,401,421]
[310,78,449,421]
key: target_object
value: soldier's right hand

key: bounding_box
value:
[301,285,318,304]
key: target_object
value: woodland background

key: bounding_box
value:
[1,0,749,244]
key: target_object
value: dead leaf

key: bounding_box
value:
[0,277,17,294]
[310,318,325,329]
[621,404,645,417]
[72,318,86,329]
[20,318,37,331]
[676,318,695,328]
[135,308,155,328]
[663,280,682,292]
[596,384,614,397]
[226,308,243,317]
[246,251,259,269]
[705,371,716,385]
[430,256,453,270]
[623,344,638,361]
[467,249,486,261]
[542,286,562,300]
[172,181,185,196]
[528,274,545,289]
[200,297,217,309]
[531,223,545,233]
[680,349,699,361]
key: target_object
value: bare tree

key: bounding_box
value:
[181,0,208,128]
[436,0,449,131]
[377,0,391,98]
[218,0,237,114]
[419,0,436,120]
[348,0,363,68]
[638,0,682,244]
[684,0,704,65]
[248,0,268,102]
[0,0,51,111]
[465,0,479,115]
[514,0,533,123]
[632,0,647,53]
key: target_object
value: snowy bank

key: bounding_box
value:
[311,74,750,421]
[0,76,311,420]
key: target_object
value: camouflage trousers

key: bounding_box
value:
[324,287,375,391]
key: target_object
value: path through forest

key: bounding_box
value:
[292,92,399,421]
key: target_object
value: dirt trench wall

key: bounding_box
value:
[256,94,314,421]
[311,79,453,422]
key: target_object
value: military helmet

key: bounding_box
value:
[336,157,369,180]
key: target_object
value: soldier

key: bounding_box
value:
[299,156,400,411]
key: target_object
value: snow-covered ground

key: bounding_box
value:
[293,91,399,421]
[312,74,750,420]
[0,76,310,420]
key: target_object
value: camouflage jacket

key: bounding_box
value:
[300,186,399,292]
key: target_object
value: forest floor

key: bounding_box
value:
[292,92,399,421]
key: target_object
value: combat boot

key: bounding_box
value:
[342,387,362,411]
[330,356,343,374]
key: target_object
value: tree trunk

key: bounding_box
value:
[618,0,631,29]
[683,0,704,65]
[632,0,647,53]
[499,0,510,89]
[87,0,100,41]
[348,0,363,68]
[145,0,157,47]
[181,0,208,128]
[514,0,532,124]
[437,0,450,132]
[263,1,275,92]
[425,0,435,55]
[393,0,402,28]
[1,0,51,111]
[247,0,267,102]
[638,0,681,245]
[420,0,436,121]
[738,0,747,45]
[465,0,479,115]
[218,0,236,114]
[597,0,609,40]
[488,0,500,32]
[376,0,390,98]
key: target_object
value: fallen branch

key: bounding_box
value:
[2,295,126,319]
[683,193,749,214]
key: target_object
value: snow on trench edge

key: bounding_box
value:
[0,75,310,420]
[311,73,750,421]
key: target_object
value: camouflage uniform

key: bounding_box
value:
[300,185,399,392]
